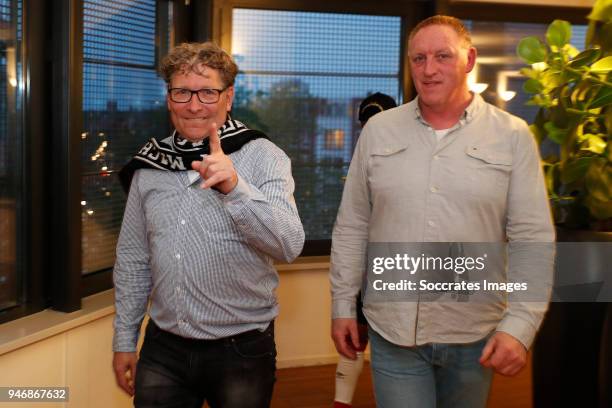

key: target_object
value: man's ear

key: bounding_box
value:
[466,46,477,73]
[225,86,235,112]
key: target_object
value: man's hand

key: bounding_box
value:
[331,318,360,360]
[113,352,138,396]
[479,331,527,376]
[191,123,238,194]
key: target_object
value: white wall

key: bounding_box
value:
[276,266,339,368]
[0,265,338,408]
[0,315,132,408]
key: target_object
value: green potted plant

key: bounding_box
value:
[517,2,612,230]
[517,2,612,406]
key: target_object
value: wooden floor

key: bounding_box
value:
[271,354,532,408]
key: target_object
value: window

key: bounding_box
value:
[231,9,401,249]
[2,0,592,322]
[81,0,170,274]
[0,0,22,312]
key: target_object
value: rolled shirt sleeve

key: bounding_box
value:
[113,170,153,352]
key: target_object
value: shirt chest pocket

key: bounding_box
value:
[464,146,512,199]
[367,145,418,199]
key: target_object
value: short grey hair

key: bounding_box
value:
[409,15,472,48]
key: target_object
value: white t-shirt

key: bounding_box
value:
[434,128,452,142]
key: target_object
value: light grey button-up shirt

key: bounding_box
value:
[330,94,555,348]
[113,137,305,352]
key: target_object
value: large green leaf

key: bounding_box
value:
[561,156,594,184]
[575,123,587,142]
[568,48,601,68]
[587,0,612,22]
[546,20,572,48]
[561,68,583,83]
[540,70,563,90]
[520,68,539,79]
[571,82,596,109]
[565,44,580,58]
[544,121,568,144]
[532,94,554,108]
[523,78,544,94]
[588,86,612,109]
[590,56,612,73]
[580,134,607,154]
[517,37,548,64]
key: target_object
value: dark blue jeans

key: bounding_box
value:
[134,320,276,408]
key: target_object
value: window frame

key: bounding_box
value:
[0,0,51,323]
[23,0,49,315]
[48,0,83,312]
[438,0,591,25]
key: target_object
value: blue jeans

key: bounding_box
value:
[369,328,493,408]
[134,320,276,408]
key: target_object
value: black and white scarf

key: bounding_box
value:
[118,118,268,193]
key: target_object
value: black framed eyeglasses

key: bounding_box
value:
[168,87,228,104]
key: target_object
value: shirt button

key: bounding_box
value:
[175,253,181,260]
[430,186,438,193]
[428,220,436,227]
[181,219,186,225]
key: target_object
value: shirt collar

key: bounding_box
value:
[413,92,482,127]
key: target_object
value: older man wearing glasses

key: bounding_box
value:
[112,42,304,408]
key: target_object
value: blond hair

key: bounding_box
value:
[409,15,472,47]
[159,42,238,87]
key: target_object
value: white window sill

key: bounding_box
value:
[0,289,116,356]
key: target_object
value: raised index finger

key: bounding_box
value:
[208,122,222,154]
